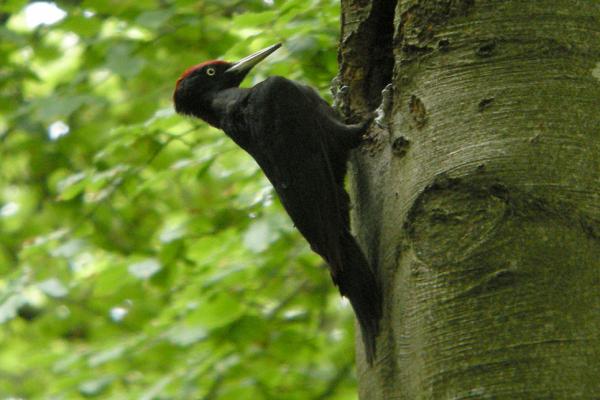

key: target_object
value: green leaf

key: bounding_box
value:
[243,214,286,253]
[128,258,162,279]
[0,0,28,13]
[88,345,126,367]
[0,294,26,324]
[139,376,173,400]
[60,15,102,37]
[56,171,88,201]
[37,278,68,298]
[79,376,113,397]
[165,324,207,347]
[105,44,145,78]
[231,11,277,28]
[243,219,271,252]
[187,292,245,329]
[33,95,89,121]
[135,10,174,29]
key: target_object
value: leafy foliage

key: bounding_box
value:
[0,0,358,398]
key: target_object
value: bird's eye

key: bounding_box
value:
[206,67,216,76]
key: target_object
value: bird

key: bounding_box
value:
[173,43,382,362]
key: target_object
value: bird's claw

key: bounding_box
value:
[374,84,393,129]
[331,75,350,113]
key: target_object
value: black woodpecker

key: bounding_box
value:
[173,43,382,362]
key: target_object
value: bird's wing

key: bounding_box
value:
[243,76,348,269]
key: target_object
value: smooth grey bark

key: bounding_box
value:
[338,1,600,398]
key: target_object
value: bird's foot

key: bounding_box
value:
[374,84,393,129]
[332,77,350,114]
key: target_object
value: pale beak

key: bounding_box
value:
[225,43,282,75]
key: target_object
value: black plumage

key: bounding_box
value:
[173,44,382,362]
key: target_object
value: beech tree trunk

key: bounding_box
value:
[338,1,600,398]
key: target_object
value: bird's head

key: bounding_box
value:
[173,43,281,126]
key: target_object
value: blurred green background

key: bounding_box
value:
[0,0,358,398]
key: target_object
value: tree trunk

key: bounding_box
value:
[338,1,600,398]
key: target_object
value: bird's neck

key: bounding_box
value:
[202,87,250,129]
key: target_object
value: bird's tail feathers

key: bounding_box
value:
[334,231,382,364]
